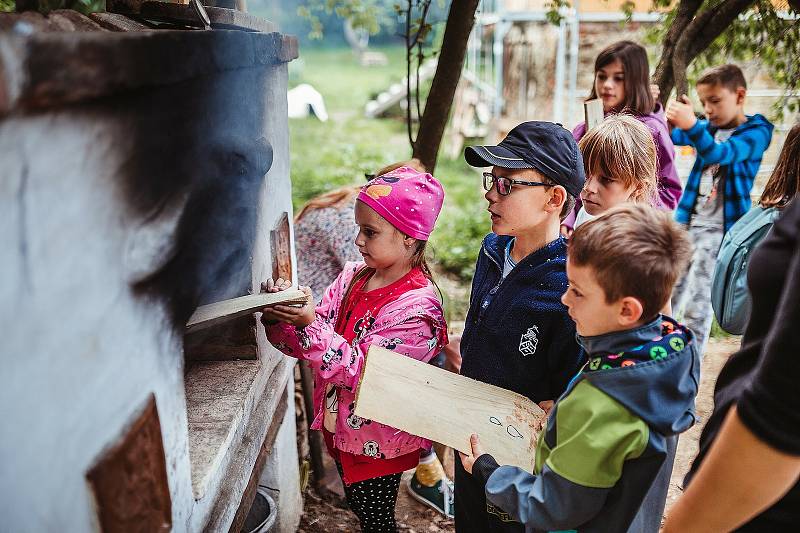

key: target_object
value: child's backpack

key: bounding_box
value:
[711,205,781,334]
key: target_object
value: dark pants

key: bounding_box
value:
[336,462,402,533]
[454,450,524,533]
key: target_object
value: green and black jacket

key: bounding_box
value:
[472,316,701,533]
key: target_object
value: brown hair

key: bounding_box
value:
[369,158,426,180]
[587,41,655,116]
[296,159,428,222]
[760,122,800,209]
[579,114,658,205]
[697,64,747,92]
[569,204,692,320]
[294,186,360,222]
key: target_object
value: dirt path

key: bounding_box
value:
[298,337,741,532]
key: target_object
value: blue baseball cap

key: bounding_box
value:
[464,121,585,197]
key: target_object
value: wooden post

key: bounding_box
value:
[271,212,292,283]
[299,361,327,489]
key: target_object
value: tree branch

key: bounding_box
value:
[412,0,480,173]
[654,0,704,105]
[405,0,414,148]
[671,0,756,96]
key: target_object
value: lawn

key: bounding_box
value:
[288,44,491,294]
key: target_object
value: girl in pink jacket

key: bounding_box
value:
[261,166,448,532]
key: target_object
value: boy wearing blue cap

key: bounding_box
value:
[454,121,587,532]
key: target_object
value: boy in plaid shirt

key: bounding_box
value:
[666,64,773,353]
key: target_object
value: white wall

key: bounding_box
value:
[0,59,300,532]
[0,112,194,532]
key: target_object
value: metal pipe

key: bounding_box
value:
[553,14,567,124]
[567,2,580,127]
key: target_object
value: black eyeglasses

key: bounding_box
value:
[482,172,554,196]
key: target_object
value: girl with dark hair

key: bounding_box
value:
[562,40,682,235]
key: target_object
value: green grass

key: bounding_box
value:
[289,44,490,284]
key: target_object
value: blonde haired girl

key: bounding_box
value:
[574,114,658,228]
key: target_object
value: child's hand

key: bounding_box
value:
[536,400,555,431]
[260,284,315,328]
[665,95,697,130]
[650,83,661,102]
[459,434,485,475]
[262,277,291,293]
[560,224,573,239]
[443,335,462,373]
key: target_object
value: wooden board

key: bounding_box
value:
[355,346,545,471]
[86,394,172,533]
[584,99,604,131]
[270,212,292,283]
[186,289,308,333]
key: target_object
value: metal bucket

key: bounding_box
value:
[241,488,277,533]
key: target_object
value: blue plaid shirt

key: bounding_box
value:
[673,114,773,232]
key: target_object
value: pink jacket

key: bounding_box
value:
[266,262,448,459]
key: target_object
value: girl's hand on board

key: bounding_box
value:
[260,283,316,328]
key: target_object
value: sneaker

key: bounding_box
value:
[406,471,455,519]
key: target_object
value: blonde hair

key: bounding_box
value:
[579,115,658,206]
[295,159,427,222]
[569,204,692,320]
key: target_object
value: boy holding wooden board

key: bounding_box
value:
[456,122,587,532]
[461,205,700,533]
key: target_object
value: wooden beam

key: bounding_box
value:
[227,387,288,533]
[270,212,292,283]
[50,10,108,32]
[0,29,295,115]
[355,346,545,471]
[186,290,308,333]
[89,12,152,32]
[137,1,277,33]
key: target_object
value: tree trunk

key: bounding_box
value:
[653,0,704,105]
[412,0,480,173]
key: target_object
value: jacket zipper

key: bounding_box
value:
[461,245,505,359]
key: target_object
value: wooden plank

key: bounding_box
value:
[0,29,294,115]
[186,289,308,333]
[227,385,288,533]
[584,98,604,131]
[270,212,292,282]
[89,12,152,32]
[137,1,277,32]
[86,394,172,532]
[355,346,545,472]
[200,357,294,532]
[49,10,108,32]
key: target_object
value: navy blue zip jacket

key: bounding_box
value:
[454,233,585,533]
